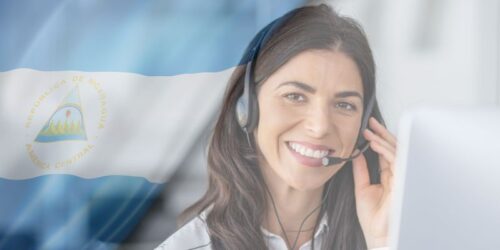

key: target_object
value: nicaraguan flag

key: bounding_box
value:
[0,1,303,249]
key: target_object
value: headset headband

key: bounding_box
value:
[236,12,377,149]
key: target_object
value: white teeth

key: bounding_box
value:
[288,142,330,159]
[313,151,321,158]
[306,148,313,157]
[300,147,306,155]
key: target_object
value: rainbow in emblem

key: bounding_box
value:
[35,85,87,143]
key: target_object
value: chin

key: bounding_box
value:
[291,166,343,190]
[288,174,329,191]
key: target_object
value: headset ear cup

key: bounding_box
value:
[356,118,369,148]
[236,95,249,129]
[356,92,376,148]
[236,62,253,130]
[247,89,259,132]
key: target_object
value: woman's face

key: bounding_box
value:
[255,49,364,191]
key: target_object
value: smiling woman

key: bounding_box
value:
[156,3,396,250]
[256,51,364,187]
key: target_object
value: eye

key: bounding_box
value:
[335,102,357,111]
[283,93,306,103]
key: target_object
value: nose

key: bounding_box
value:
[304,105,331,138]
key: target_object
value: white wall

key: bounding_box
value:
[327,0,500,132]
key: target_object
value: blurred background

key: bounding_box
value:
[0,0,498,249]
[117,0,500,248]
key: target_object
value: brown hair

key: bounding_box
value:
[180,4,384,250]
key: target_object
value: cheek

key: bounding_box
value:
[255,97,300,169]
[338,115,363,151]
[256,101,292,151]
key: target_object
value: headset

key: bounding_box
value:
[232,9,380,250]
[186,8,380,250]
[235,14,377,168]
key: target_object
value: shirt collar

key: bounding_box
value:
[315,212,329,238]
[202,205,330,240]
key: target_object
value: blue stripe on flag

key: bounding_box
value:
[0,175,163,250]
[0,0,258,75]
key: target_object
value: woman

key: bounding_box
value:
[157,4,396,250]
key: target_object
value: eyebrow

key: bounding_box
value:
[277,81,316,93]
[276,81,363,100]
[335,91,363,100]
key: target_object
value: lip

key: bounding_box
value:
[286,141,336,168]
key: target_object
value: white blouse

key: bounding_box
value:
[155,208,389,250]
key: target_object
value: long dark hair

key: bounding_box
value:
[179,4,384,250]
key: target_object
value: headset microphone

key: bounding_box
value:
[321,142,370,167]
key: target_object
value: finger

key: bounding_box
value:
[369,140,396,165]
[380,168,394,193]
[378,157,394,192]
[364,129,396,155]
[352,153,371,191]
[369,117,397,147]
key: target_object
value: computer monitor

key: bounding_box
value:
[389,106,500,250]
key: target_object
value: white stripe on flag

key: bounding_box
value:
[0,68,232,183]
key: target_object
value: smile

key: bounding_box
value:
[288,142,330,158]
[286,141,336,167]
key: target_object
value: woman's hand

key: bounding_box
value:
[352,117,397,249]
